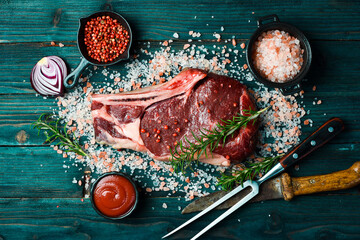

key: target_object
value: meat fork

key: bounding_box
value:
[162,118,344,240]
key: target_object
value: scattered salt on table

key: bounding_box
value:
[46,37,309,201]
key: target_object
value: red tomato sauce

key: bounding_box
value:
[93,175,136,218]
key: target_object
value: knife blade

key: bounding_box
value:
[163,118,344,240]
[182,161,360,214]
[182,175,283,214]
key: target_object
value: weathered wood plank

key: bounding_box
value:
[0,0,359,43]
[0,146,83,198]
[0,144,358,198]
[0,91,359,146]
[0,40,358,147]
[0,40,359,94]
[0,1,359,239]
[0,224,89,240]
[1,195,360,239]
[0,40,358,198]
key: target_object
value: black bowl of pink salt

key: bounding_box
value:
[90,172,138,220]
[246,14,312,95]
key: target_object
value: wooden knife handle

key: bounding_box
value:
[279,118,344,169]
[281,161,360,201]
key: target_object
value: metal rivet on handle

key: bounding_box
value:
[292,153,298,159]
[310,140,316,146]
[328,127,334,133]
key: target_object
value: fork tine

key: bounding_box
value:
[191,182,259,240]
[162,181,252,239]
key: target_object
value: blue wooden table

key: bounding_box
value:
[0,1,359,239]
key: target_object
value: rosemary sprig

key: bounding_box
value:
[31,113,90,158]
[218,155,283,191]
[170,107,269,173]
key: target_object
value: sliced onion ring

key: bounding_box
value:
[30,56,67,96]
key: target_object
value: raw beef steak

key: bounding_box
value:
[91,68,258,166]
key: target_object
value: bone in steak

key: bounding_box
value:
[91,68,258,166]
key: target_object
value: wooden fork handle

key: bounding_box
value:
[281,161,360,201]
[279,118,344,169]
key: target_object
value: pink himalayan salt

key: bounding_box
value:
[252,30,304,83]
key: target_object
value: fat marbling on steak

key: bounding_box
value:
[91,68,258,166]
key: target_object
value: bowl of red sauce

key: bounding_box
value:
[90,172,138,220]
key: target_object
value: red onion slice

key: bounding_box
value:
[30,56,67,96]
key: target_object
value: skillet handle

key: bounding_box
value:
[279,118,344,169]
[280,83,302,96]
[257,14,280,27]
[64,58,90,89]
[103,3,113,11]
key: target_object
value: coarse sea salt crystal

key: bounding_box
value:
[213,33,221,39]
[253,30,303,83]
[51,38,309,201]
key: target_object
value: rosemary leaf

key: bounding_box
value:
[217,155,283,191]
[31,113,90,159]
[170,107,269,173]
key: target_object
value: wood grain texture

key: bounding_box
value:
[291,161,360,197]
[1,40,360,94]
[0,144,358,199]
[0,0,360,43]
[0,146,83,198]
[1,196,360,240]
[0,0,360,239]
[279,118,344,168]
[0,93,358,145]
[0,41,359,146]
[281,162,360,200]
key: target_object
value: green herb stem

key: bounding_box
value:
[31,113,90,158]
[218,155,283,191]
[170,107,269,173]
